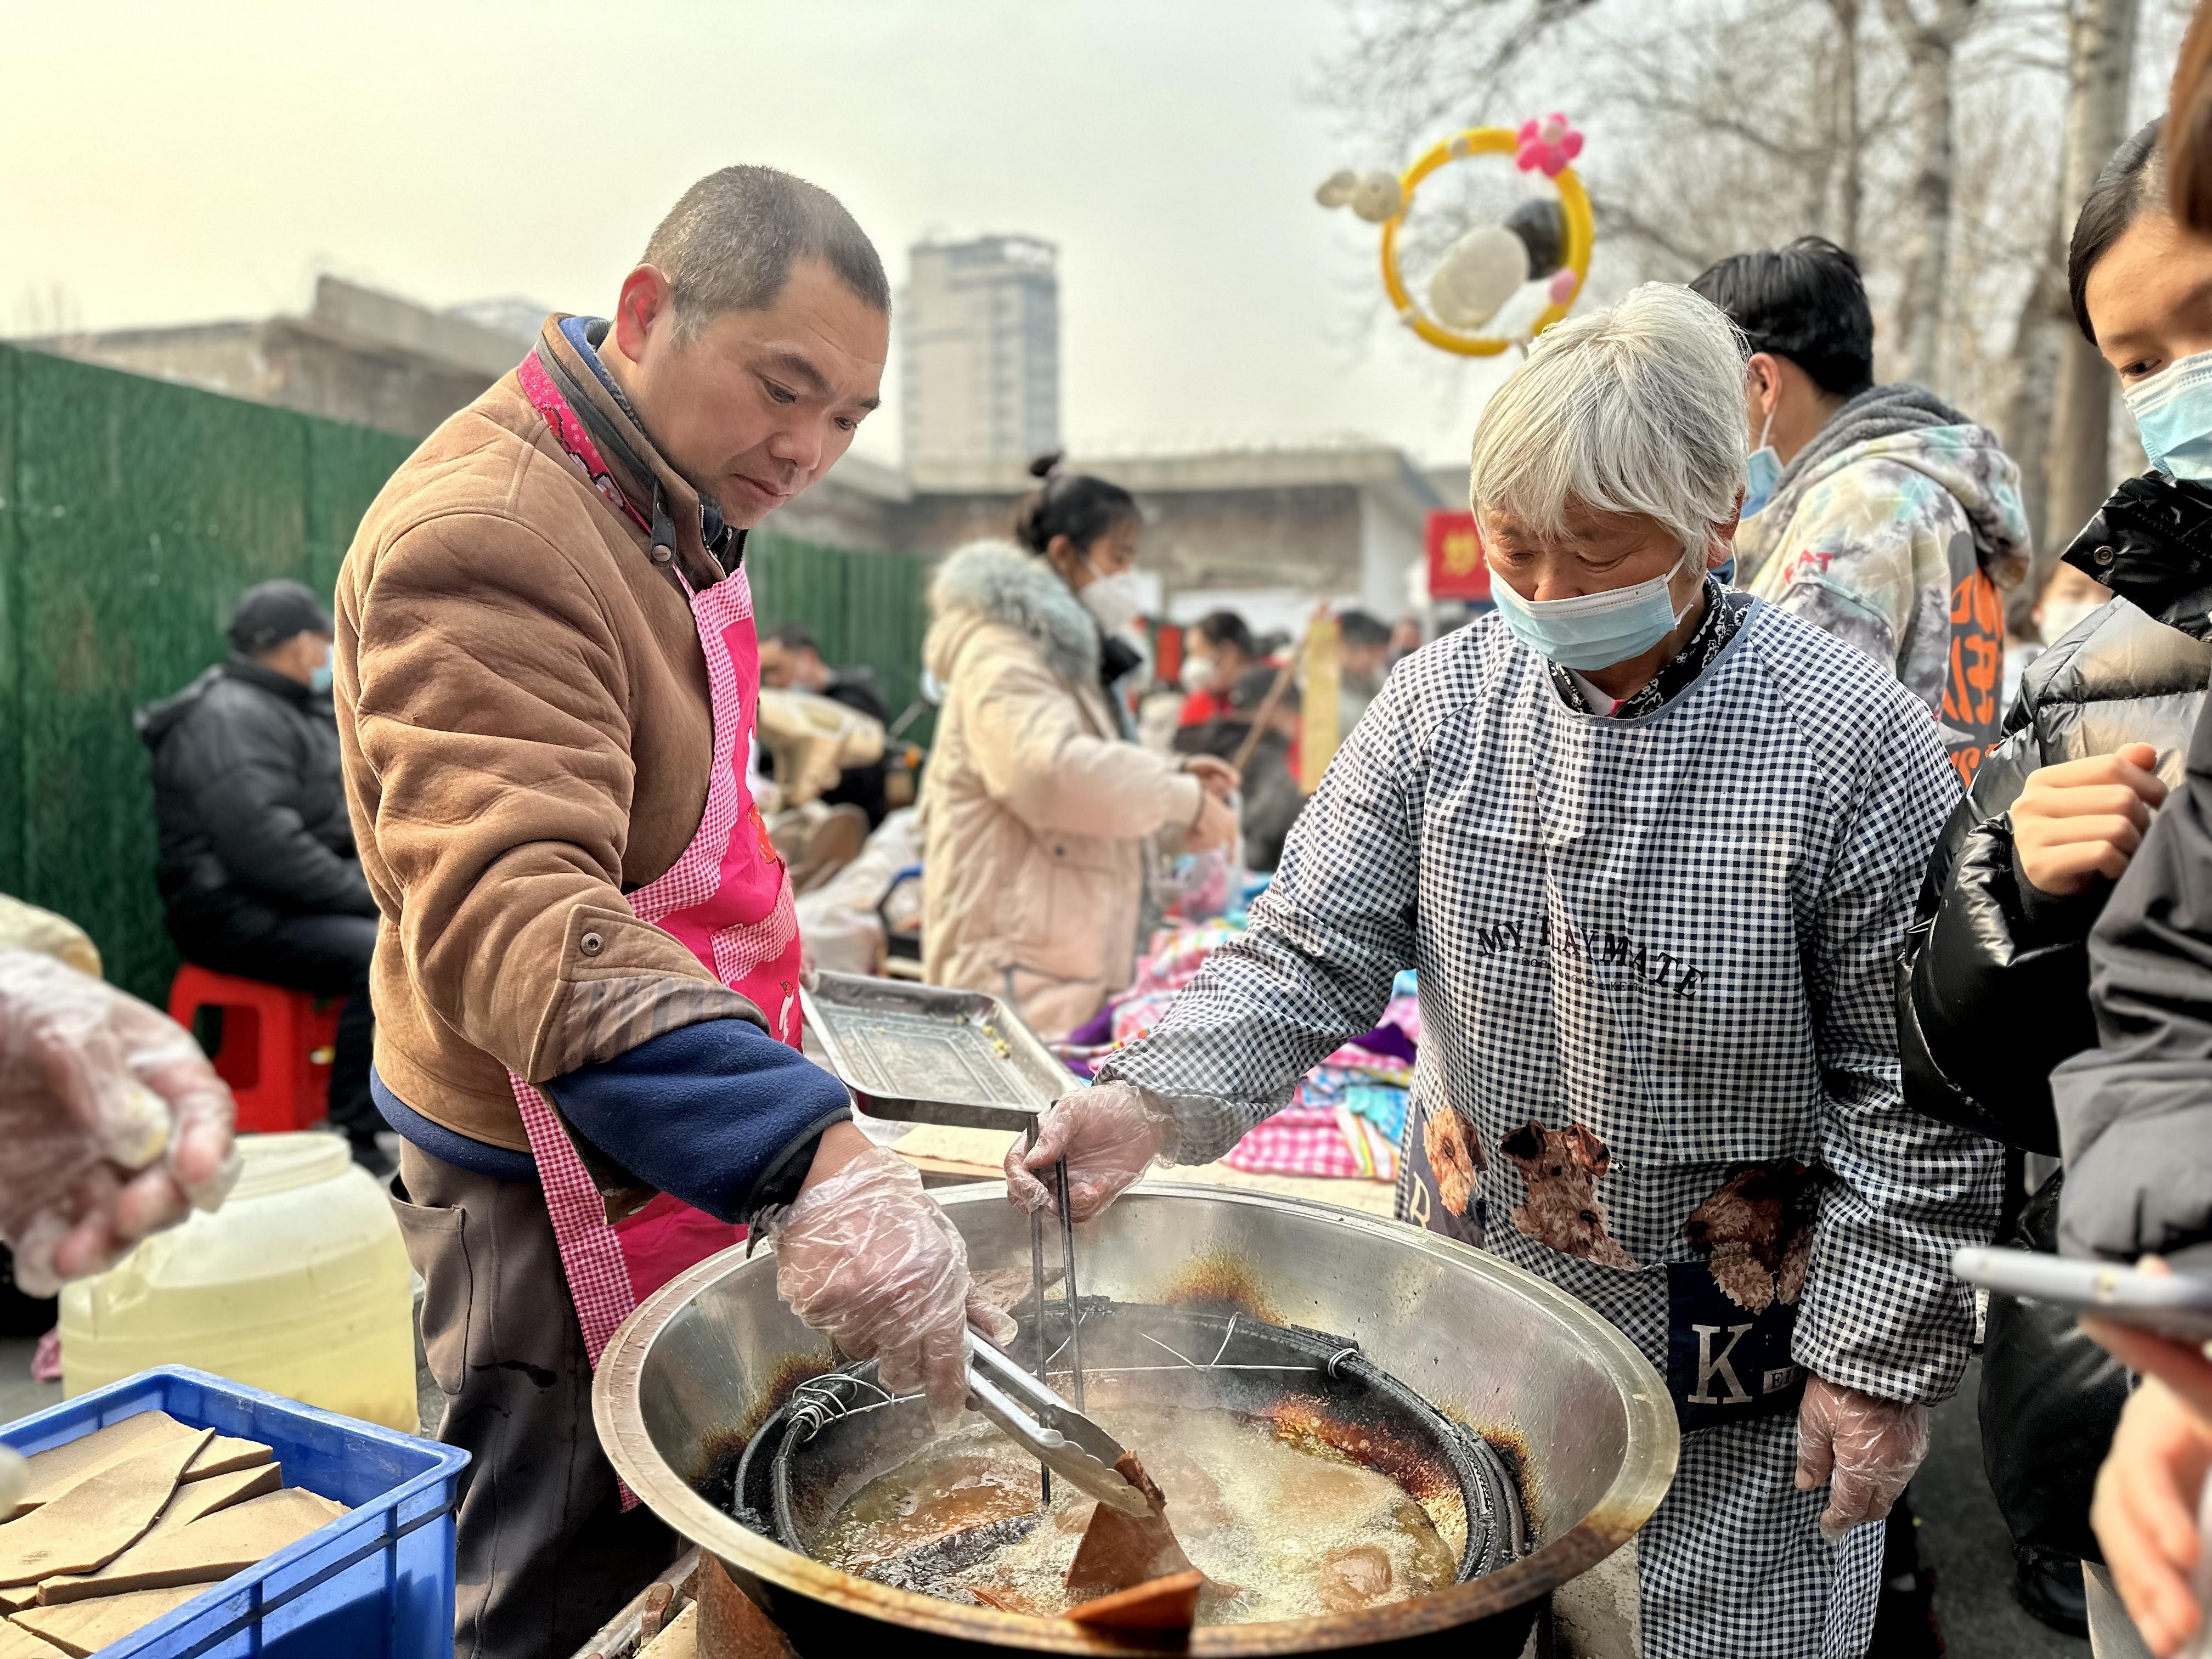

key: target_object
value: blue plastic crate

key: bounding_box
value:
[1,1365,466,1658]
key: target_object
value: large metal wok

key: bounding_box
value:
[595,1184,1678,1657]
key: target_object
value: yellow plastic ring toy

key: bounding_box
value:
[1379,128,1594,358]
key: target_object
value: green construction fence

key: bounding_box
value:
[0,342,928,1008]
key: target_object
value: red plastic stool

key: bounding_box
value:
[167,966,342,1134]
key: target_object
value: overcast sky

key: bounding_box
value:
[1,0,1517,471]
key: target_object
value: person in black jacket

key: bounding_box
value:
[1170,665,1305,872]
[1899,115,2212,1645]
[1899,481,2207,1160]
[758,623,891,825]
[136,580,383,1171]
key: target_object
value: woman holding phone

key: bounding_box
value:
[1895,111,2212,1645]
[2036,15,2212,1647]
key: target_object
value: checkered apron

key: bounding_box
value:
[1105,605,2000,1657]
[507,356,804,1504]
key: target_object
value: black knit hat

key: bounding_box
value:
[228,580,333,656]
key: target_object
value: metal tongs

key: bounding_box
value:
[966,1331,1152,1518]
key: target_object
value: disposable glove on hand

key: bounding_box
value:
[0,947,239,1295]
[770,1145,1014,1424]
[1004,1082,1173,1223]
[1794,1374,1930,1543]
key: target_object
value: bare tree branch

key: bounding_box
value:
[1315,0,2071,414]
[1588,195,1724,271]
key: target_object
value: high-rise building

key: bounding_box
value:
[901,236,1060,472]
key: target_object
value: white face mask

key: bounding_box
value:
[1079,562,1146,634]
[2037,596,2107,645]
[1182,654,1217,692]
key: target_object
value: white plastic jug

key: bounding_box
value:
[59,1133,417,1430]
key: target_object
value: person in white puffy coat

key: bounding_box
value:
[919,462,1236,1039]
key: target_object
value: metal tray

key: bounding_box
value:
[799,973,1073,1131]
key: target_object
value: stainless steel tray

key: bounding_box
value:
[799,973,1072,1131]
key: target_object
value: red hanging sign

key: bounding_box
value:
[1426,510,1489,601]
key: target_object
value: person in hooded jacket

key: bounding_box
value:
[136,580,385,1169]
[1900,117,2212,1651]
[1691,238,2032,786]
[919,458,1240,1040]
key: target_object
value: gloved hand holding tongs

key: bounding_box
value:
[774,1139,1150,1517]
[771,1143,1017,1425]
[1005,1081,1178,1222]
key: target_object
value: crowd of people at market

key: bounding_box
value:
[13,14,2212,1659]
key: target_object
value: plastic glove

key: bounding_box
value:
[1004,1082,1173,1223]
[769,1144,1013,1423]
[0,947,239,1295]
[1793,1374,1930,1543]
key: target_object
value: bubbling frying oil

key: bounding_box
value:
[813,1398,1462,1624]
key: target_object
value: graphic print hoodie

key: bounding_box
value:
[1731,383,2032,780]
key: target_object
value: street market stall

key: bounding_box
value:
[594,1184,1677,1658]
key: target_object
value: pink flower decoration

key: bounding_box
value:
[1547,268,1579,306]
[1515,111,1584,178]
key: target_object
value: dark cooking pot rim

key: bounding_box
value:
[594,1182,1680,1655]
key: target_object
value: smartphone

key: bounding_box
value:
[1952,1246,2212,1344]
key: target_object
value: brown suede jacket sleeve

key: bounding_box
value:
[346,506,758,1086]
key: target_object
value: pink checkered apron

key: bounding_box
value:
[509,353,804,1502]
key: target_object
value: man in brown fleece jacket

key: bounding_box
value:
[334,168,997,1657]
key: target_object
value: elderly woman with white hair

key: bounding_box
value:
[1001,284,2002,1657]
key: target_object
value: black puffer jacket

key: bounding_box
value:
[137,657,376,935]
[1899,470,2212,1155]
[2056,499,2212,1263]
[1901,472,2212,1565]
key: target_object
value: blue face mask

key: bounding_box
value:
[1489,546,1705,670]
[309,662,333,695]
[2124,349,2212,482]
[1741,447,1782,517]
[1740,402,1782,517]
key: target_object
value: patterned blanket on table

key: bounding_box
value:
[1058,922,1415,1181]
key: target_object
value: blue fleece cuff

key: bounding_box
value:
[372,1068,538,1184]
[541,1019,853,1224]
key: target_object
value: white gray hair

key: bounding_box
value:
[1466,283,1748,555]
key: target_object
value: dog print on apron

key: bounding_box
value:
[1398,1106,1813,1430]
[1397,1095,1486,1249]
